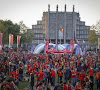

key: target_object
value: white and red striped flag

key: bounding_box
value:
[17,35,21,48]
[9,34,14,48]
[11,34,14,45]
[0,33,3,52]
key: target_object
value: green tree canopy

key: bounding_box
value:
[0,20,20,44]
[19,21,34,44]
[0,20,34,45]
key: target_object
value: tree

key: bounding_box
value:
[19,21,34,44]
[91,20,100,35]
[88,20,100,46]
[88,30,98,45]
[0,20,20,44]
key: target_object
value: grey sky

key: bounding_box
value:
[0,0,100,28]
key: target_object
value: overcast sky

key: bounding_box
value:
[0,0,100,28]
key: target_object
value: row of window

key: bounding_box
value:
[35,34,44,38]
[76,31,89,34]
[32,40,44,44]
[32,25,42,29]
[76,35,88,39]
[32,30,43,33]
[79,26,89,30]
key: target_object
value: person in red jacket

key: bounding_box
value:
[36,71,40,82]
[75,82,82,90]
[79,70,86,88]
[51,69,55,86]
[58,68,63,82]
[95,70,100,90]
[89,67,94,81]
[9,69,15,79]
[71,68,78,87]
[63,81,67,90]
[15,69,19,80]
[39,71,45,81]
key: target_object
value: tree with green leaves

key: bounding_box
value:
[0,20,20,44]
[88,20,100,45]
[19,21,34,44]
[88,30,98,45]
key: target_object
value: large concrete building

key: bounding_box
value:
[29,5,90,45]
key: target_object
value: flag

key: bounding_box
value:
[11,34,14,45]
[82,45,86,56]
[59,26,64,39]
[59,30,63,39]
[0,45,2,53]
[9,34,13,48]
[61,28,64,32]
[31,45,34,54]
[17,35,21,48]
[75,45,80,55]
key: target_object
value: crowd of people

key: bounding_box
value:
[0,48,100,90]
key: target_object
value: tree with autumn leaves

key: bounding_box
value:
[88,20,100,45]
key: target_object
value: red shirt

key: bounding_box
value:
[67,85,71,90]
[95,72,100,80]
[75,86,82,90]
[71,71,77,78]
[27,64,31,69]
[64,85,67,90]
[15,71,19,79]
[52,70,56,77]
[9,83,13,88]
[10,71,15,78]
[39,72,45,80]
[58,70,63,76]
[89,69,94,76]
[79,73,86,81]
[36,72,40,80]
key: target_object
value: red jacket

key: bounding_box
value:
[58,70,63,76]
[52,70,55,77]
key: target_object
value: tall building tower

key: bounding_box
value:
[30,5,90,45]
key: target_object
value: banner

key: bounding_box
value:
[55,44,58,51]
[9,34,14,47]
[75,45,80,55]
[17,35,21,48]
[31,45,34,54]
[44,45,46,54]
[11,34,14,46]
[82,45,86,56]
[66,45,71,51]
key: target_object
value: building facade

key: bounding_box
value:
[30,5,90,45]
